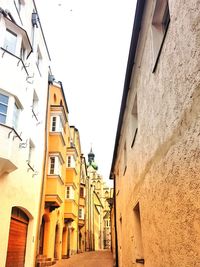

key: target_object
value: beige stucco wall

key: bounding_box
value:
[114,0,200,266]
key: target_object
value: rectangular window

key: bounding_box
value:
[20,41,26,60]
[0,93,9,124]
[133,203,144,264]
[131,94,138,148]
[3,29,17,54]
[28,139,35,167]
[50,116,63,132]
[123,142,127,176]
[67,155,71,167]
[152,0,170,72]
[80,187,84,198]
[49,156,61,176]
[65,186,74,200]
[67,155,75,168]
[12,103,20,129]
[79,208,84,219]
[36,46,42,74]
[32,90,39,120]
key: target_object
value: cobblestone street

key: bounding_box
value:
[54,250,113,267]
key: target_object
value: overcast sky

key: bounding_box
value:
[36,0,136,186]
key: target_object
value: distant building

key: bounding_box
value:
[0,1,50,266]
[110,0,200,266]
[87,149,112,250]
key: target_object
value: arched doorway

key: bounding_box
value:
[39,217,45,254]
[39,214,50,256]
[54,224,60,259]
[6,207,29,267]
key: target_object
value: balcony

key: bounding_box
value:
[64,200,77,221]
[78,218,85,227]
[0,124,22,175]
[79,197,85,206]
[49,133,65,159]
[65,168,78,185]
[45,175,64,211]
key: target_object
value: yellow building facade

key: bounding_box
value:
[37,80,71,266]
[36,82,87,265]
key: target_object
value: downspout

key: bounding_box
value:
[77,155,82,253]
[34,76,50,265]
[114,177,118,267]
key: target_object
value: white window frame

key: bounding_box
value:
[28,139,35,168]
[0,93,9,124]
[50,115,63,133]
[48,156,61,176]
[79,208,84,220]
[12,102,20,129]
[65,186,74,200]
[36,46,42,75]
[67,155,76,168]
[3,29,18,55]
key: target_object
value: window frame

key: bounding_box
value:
[48,155,61,176]
[78,207,84,220]
[151,0,170,72]
[65,186,75,200]
[3,28,18,55]
[0,93,9,124]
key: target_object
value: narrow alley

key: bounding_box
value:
[53,251,113,267]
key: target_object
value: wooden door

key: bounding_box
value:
[6,208,29,267]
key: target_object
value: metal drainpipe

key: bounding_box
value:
[77,155,82,253]
[34,77,50,266]
[114,177,119,267]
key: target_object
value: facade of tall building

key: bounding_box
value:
[110,0,200,266]
[37,81,71,266]
[87,149,112,251]
[0,1,50,266]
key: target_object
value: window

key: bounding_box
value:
[28,139,35,168]
[3,29,17,54]
[20,41,26,61]
[36,46,42,74]
[123,142,127,176]
[12,102,20,129]
[50,115,63,132]
[67,155,75,168]
[32,90,39,120]
[131,94,138,148]
[152,0,170,72]
[133,203,144,264]
[65,186,74,199]
[0,93,9,124]
[67,155,71,167]
[79,208,84,220]
[49,156,61,176]
[80,187,84,198]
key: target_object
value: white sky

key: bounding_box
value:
[36,0,136,186]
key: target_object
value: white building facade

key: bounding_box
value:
[0,1,50,266]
